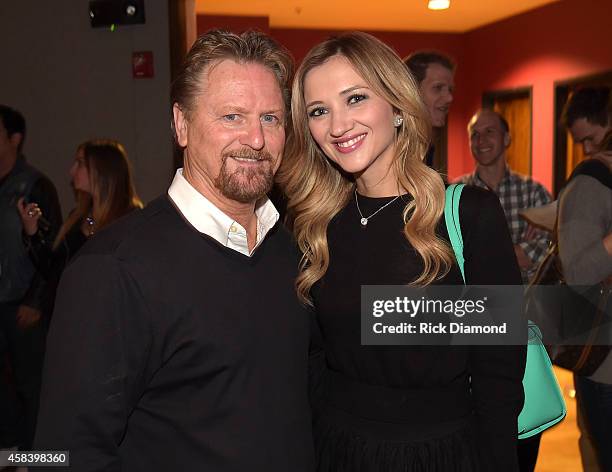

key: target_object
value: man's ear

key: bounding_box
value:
[9,132,23,151]
[503,132,511,149]
[173,104,188,148]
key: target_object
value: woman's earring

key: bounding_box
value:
[393,115,403,128]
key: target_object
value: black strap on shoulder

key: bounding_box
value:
[569,159,612,190]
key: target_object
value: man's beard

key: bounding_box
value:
[214,148,276,204]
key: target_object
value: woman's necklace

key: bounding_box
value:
[354,189,400,227]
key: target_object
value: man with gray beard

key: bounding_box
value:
[34,30,316,471]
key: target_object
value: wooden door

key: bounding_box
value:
[565,124,586,180]
[483,88,532,176]
[494,95,531,176]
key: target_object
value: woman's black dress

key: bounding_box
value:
[311,186,526,471]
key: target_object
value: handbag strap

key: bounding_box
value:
[444,184,540,340]
[444,184,465,283]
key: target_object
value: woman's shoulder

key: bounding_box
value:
[444,184,507,247]
[453,183,498,203]
[450,184,502,221]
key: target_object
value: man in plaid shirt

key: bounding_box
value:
[457,109,552,283]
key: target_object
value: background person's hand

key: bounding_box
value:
[523,223,539,241]
[514,245,533,270]
[16,305,42,330]
[17,196,43,236]
[593,150,612,169]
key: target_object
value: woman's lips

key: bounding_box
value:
[333,133,366,154]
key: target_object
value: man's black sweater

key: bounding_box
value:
[34,196,315,471]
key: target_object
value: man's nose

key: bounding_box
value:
[445,90,453,105]
[583,141,594,156]
[240,120,265,150]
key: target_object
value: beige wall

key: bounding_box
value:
[0,1,173,213]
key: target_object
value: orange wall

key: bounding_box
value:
[198,0,612,191]
[459,0,612,191]
[269,29,464,65]
[197,15,269,34]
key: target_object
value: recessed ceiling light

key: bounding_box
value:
[428,0,450,10]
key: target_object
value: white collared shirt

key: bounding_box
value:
[167,169,279,257]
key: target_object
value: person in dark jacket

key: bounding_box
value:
[404,51,455,169]
[0,104,62,450]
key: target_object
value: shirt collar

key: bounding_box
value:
[473,164,512,191]
[167,168,279,257]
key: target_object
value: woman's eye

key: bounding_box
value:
[348,94,367,105]
[308,107,326,118]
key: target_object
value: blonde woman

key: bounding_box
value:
[18,139,142,322]
[278,32,525,471]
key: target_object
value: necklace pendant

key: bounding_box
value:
[360,217,368,226]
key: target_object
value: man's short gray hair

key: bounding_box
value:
[170,29,294,144]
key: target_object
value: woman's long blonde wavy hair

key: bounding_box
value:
[53,139,143,248]
[276,32,455,304]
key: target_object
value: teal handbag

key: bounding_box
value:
[444,184,566,440]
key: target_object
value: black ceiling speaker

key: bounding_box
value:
[89,0,146,28]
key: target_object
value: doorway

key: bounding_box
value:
[482,87,533,177]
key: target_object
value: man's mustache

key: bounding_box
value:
[223,148,274,161]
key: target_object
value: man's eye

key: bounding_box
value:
[223,114,239,121]
[348,94,367,105]
[308,107,326,118]
[262,114,279,124]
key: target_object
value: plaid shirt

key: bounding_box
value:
[457,167,553,283]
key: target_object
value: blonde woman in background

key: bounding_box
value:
[18,139,142,324]
[278,32,525,471]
